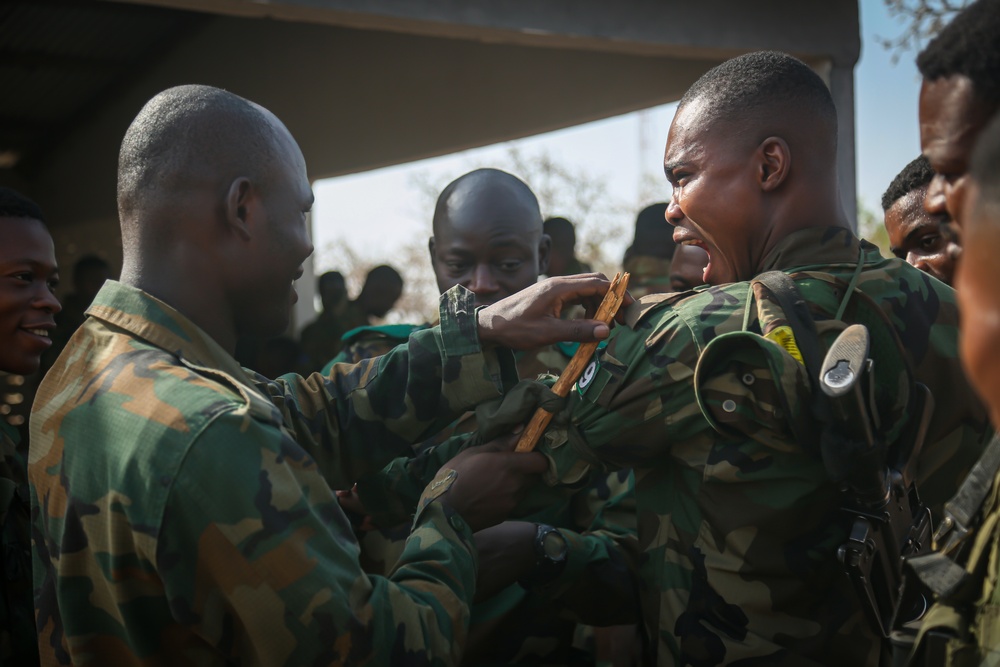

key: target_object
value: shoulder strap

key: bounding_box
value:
[752,271,831,430]
[934,433,1000,556]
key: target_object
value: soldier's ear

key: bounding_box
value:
[224,177,260,241]
[756,137,790,193]
[538,233,552,275]
[428,237,437,265]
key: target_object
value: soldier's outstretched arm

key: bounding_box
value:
[158,413,545,666]
[254,277,621,489]
[537,304,705,478]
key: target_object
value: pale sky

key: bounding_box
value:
[307,1,927,318]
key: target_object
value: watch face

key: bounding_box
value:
[541,530,568,561]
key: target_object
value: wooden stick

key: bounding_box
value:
[515,272,631,452]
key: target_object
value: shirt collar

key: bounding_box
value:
[757,225,874,274]
[86,280,251,385]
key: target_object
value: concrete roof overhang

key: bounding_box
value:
[0,0,859,289]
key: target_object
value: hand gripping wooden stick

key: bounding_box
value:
[514,272,631,453]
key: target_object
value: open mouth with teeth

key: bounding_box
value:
[25,328,50,337]
[678,238,712,284]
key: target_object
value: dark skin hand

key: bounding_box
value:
[436,433,547,533]
[471,520,537,603]
[476,273,633,350]
[338,436,548,535]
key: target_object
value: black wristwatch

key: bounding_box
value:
[518,523,568,589]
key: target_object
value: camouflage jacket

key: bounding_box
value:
[338,326,640,665]
[622,254,674,298]
[538,226,990,666]
[29,280,518,666]
[1,421,36,666]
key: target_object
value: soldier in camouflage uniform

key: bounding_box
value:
[333,168,640,665]
[900,4,1000,662]
[881,156,960,286]
[666,243,709,293]
[622,203,677,298]
[917,0,1000,234]
[28,85,620,666]
[0,187,57,666]
[522,52,990,665]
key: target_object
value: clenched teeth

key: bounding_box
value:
[27,329,49,337]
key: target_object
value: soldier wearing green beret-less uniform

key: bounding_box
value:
[28,86,619,667]
[332,168,641,666]
[523,53,990,666]
[902,4,1000,664]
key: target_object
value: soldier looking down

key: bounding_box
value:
[333,168,639,665]
[28,85,622,667]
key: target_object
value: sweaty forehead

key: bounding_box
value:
[664,101,719,165]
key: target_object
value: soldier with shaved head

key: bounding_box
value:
[28,85,621,666]
[332,167,639,665]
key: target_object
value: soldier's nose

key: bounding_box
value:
[468,264,499,295]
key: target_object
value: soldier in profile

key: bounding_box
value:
[543,216,592,276]
[622,202,678,297]
[917,0,1000,230]
[28,84,620,666]
[521,51,987,665]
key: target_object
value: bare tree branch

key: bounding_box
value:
[878,0,971,62]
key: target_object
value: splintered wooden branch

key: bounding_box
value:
[514,272,631,453]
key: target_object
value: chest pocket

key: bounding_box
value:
[694,330,814,450]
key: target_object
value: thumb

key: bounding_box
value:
[549,318,611,343]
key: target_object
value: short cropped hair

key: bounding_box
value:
[971,112,1000,203]
[117,85,278,222]
[917,0,1000,105]
[881,156,935,211]
[679,51,838,146]
[0,186,46,222]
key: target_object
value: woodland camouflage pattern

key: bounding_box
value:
[335,326,640,665]
[536,226,990,666]
[622,254,675,298]
[0,421,36,665]
[29,280,517,666]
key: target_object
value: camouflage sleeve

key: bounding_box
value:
[255,286,517,488]
[540,308,704,480]
[356,434,474,527]
[325,335,399,369]
[537,468,640,625]
[160,410,477,666]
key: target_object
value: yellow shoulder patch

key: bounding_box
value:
[764,325,804,365]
